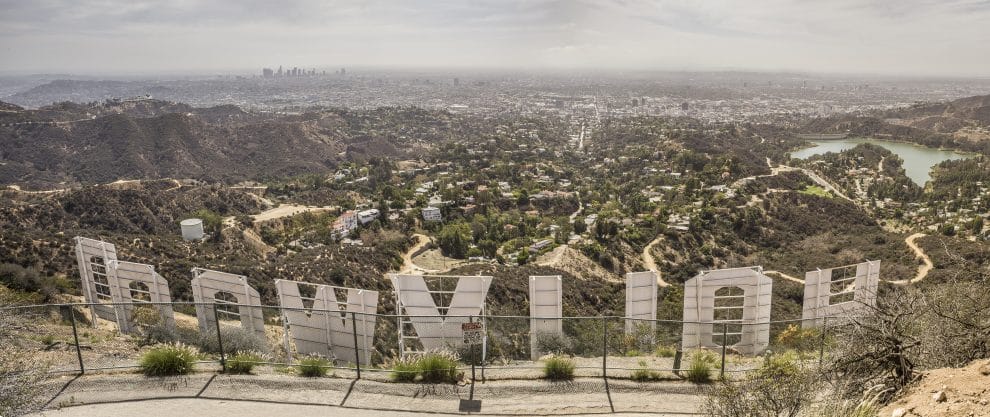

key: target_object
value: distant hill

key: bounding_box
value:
[889,94,990,127]
[799,94,990,154]
[0,101,24,112]
[4,79,139,108]
[0,100,444,188]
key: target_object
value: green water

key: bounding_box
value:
[791,138,971,186]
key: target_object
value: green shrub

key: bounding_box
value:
[654,345,677,358]
[388,351,460,383]
[141,322,177,346]
[389,357,420,382]
[226,352,264,375]
[534,331,570,356]
[131,306,163,327]
[774,324,820,352]
[542,356,575,381]
[0,263,58,301]
[139,344,198,376]
[685,350,716,383]
[417,351,460,383]
[198,326,268,355]
[702,351,819,417]
[297,356,331,377]
[631,360,662,382]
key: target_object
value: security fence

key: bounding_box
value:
[2,300,847,383]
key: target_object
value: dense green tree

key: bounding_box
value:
[438,222,473,259]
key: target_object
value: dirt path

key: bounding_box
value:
[6,178,182,194]
[641,236,671,287]
[251,204,337,224]
[396,233,439,274]
[763,270,805,284]
[32,374,704,417]
[889,233,933,285]
[5,184,69,194]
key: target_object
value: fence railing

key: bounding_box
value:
[2,301,850,381]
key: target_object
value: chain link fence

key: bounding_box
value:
[2,301,843,383]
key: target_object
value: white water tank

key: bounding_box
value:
[180,218,205,241]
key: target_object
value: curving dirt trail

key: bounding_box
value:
[641,236,670,287]
[889,233,933,285]
[395,233,439,274]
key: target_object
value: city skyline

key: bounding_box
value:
[1,0,989,77]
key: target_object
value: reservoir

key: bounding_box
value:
[791,138,971,186]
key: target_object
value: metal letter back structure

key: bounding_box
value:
[802,260,880,327]
[681,266,773,355]
[106,260,176,334]
[529,275,563,360]
[274,279,378,365]
[74,237,120,325]
[190,268,266,339]
[390,274,492,356]
[624,271,658,335]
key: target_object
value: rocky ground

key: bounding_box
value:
[879,359,990,417]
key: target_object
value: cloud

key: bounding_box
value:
[0,0,988,75]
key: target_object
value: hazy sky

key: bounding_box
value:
[1,0,989,76]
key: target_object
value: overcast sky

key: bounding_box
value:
[1,0,988,77]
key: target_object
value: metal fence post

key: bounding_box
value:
[481,314,487,382]
[281,306,292,365]
[213,303,226,372]
[351,311,361,379]
[602,316,608,379]
[719,323,727,380]
[469,316,476,384]
[818,317,828,367]
[69,306,85,375]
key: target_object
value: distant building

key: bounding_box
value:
[357,209,380,225]
[422,206,442,222]
[262,68,274,78]
[681,102,689,111]
[332,211,358,237]
[529,239,552,253]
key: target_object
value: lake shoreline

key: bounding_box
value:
[791,136,981,157]
[788,137,974,185]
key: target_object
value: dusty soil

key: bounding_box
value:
[533,246,622,283]
[38,371,706,415]
[879,359,990,417]
[410,248,483,272]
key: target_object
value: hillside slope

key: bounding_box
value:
[0,100,453,187]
